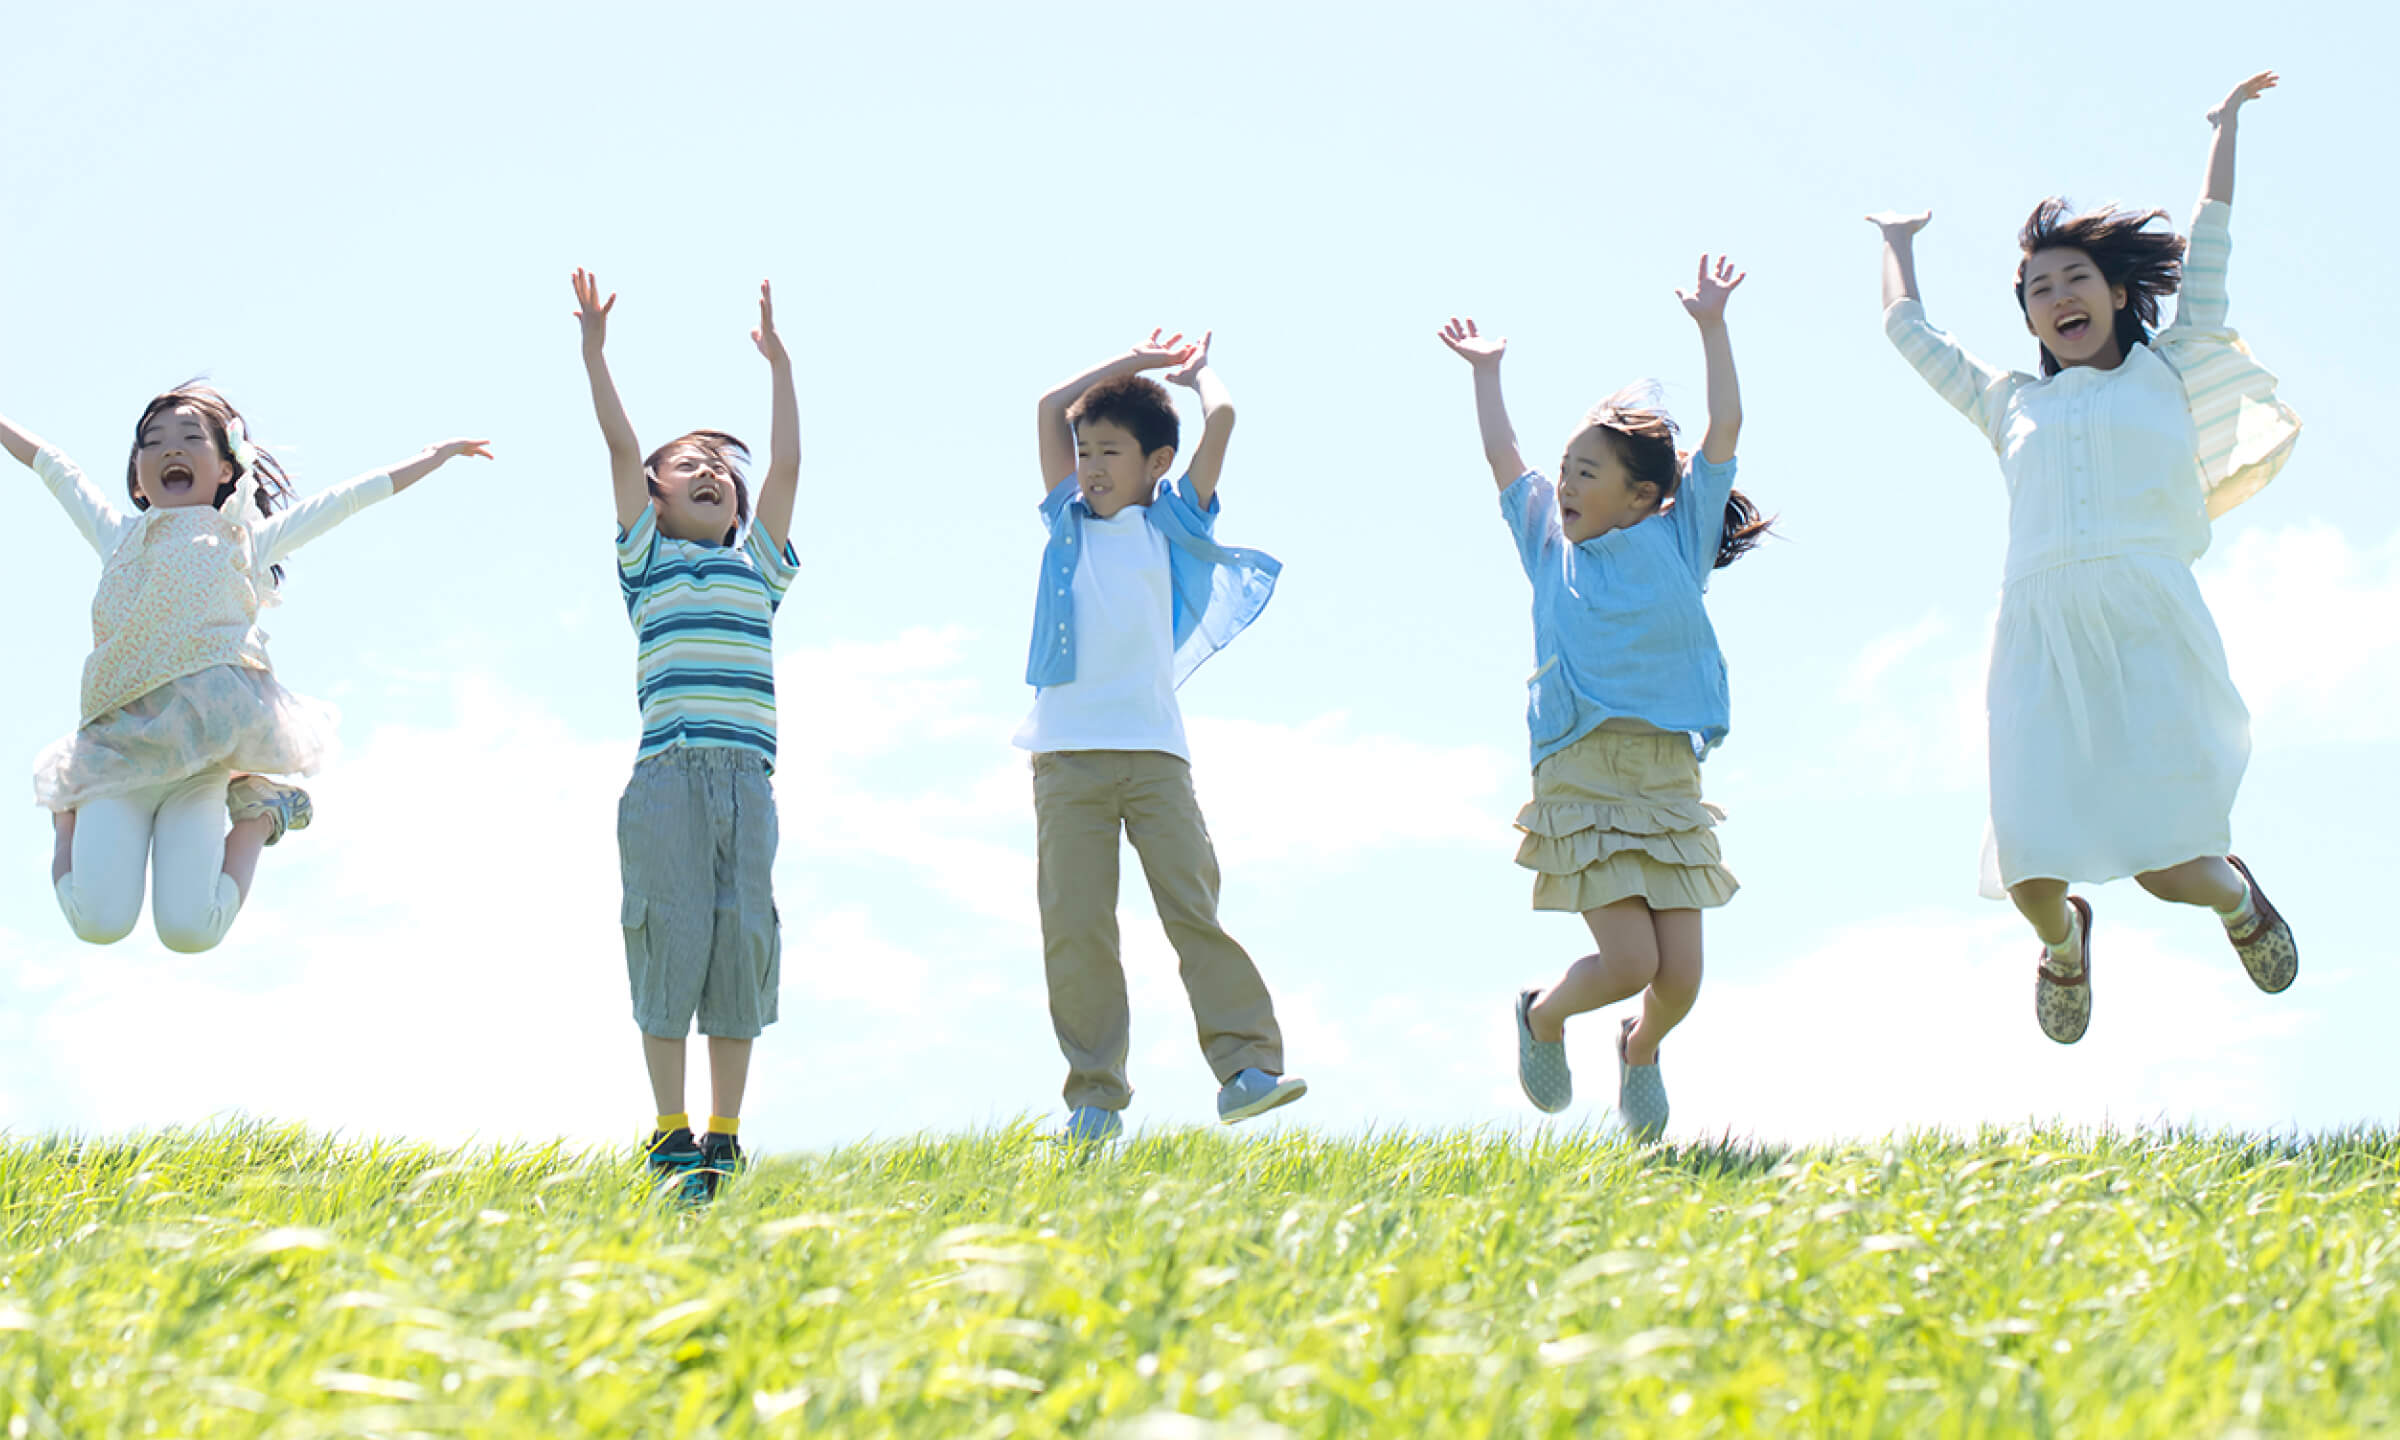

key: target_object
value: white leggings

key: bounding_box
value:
[55,769,244,953]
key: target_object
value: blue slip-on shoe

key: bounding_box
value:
[1516,988,1572,1114]
[1056,1106,1124,1144]
[1217,1068,1307,1124]
[1615,1017,1669,1142]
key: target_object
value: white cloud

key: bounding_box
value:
[2202,522,2400,746]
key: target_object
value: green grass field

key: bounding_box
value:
[3,1124,2395,1437]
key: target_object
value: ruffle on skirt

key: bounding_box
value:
[1513,729,1738,912]
[34,663,337,813]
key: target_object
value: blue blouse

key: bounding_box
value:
[1025,476,1280,690]
[1502,455,1736,765]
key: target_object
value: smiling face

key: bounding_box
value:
[2020,246,2129,371]
[1557,428,1663,544]
[646,435,749,545]
[131,404,236,510]
[1073,417,1173,519]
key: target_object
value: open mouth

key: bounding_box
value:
[160,461,196,494]
[1561,505,1582,526]
[2055,313,2092,342]
[689,483,724,507]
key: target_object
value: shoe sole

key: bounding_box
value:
[1220,1078,1308,1124]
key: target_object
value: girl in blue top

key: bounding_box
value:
[1439,256,1767,1140]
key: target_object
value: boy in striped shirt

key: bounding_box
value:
[573,269,801,1201]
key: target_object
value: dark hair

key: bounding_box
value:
[2013,198,2186,377]
[1575,388,1770,569]
[644,430,751,546]
[1066,375,1179,458]
[126,383,295,583]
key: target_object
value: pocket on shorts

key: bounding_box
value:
[620,892,652,984]
[758,903,784,1026]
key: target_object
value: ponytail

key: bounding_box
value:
[1715,487,1771,569]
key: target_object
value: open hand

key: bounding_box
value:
[1163,331,1214,388]
[1438,316,1506,367]
[571,269,615,349]
[2208,69,2278,126]
[433,439,495,463]
[1677,254,1746,323]
[1864,210,1934,239]
[1129,329,1198,371]
[751,280,788,365]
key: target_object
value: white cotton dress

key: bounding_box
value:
[1885,200,2301,898]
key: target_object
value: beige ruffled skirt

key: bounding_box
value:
[34,663,338,813]
[1515,725,1737,912]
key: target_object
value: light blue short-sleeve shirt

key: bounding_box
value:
[1503,455,1736,765]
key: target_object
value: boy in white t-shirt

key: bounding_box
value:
[1015,331,1303,1142]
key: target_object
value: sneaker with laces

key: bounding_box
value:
[697,1132,745,1201]
[1056,1106,1123,1144]
[644,1128,707,1203]
[226,775,312,846]
[1216,1068,1307,1124]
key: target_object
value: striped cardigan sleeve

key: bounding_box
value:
[1883,299,2021,453]
[2155,200,2302,517]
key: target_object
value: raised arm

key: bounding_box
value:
[2202,70,2277,207]
[253,440,491,563]
[1035,331,1196,489]
[1163,332,1232,507]
[572,269,649,532]
[1436,318,1527,490]
[748,280,801,549]
[386,439,495,495]
[0,412,43,469]
[1677,255,1745,463]
[1867,210,1932,311]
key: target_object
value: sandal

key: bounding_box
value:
[2224,856,2297,994]
[2034,896,2093,1045]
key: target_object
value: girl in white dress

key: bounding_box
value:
[1870,71,2302,1044]
[3,385,490,953]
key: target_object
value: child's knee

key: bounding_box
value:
[56,874,139,945]
[152,877,240,954]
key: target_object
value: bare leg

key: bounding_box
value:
[222,816,274,900]
[706,1036,753,1120]
[52,810,74,884]
[640,1033,687,1118]
[1627,908,1704,1065]
[1525,897,1661,1043]
[2135,855,2245,911]
[2009,876,2078,961]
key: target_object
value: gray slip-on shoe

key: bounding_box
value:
[1516,988,1572,1114]
[1616,1017,1669,1142]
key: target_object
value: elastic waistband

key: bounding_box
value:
[634,745,771,775]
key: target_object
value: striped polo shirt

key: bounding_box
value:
[616,504,799,767]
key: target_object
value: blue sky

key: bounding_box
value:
[3,1,2394,1149]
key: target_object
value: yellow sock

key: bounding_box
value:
[656,1112,690,1134]
[706,1115,740,1137]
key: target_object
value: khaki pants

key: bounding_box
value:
[1032,749,1282,1111]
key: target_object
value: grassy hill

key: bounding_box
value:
[2,1124,2395,1436]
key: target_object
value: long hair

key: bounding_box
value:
[125,383,295,582]
[2014,199,2186,376]
[644,430,752,546]
[1576,386,1770,569]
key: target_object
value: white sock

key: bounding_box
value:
[2218,880,2257,930]
[2041,911,2082,967]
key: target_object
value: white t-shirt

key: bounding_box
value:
[1013,505,1188,760]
